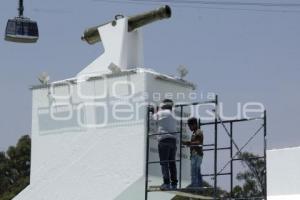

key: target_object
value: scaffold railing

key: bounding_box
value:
[144,95,267,200]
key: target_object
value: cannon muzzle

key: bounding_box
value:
[81,5,172,45]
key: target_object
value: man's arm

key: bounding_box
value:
[152,108,160,121]
[182,141,191,145]
[194,130,204,146]
[183,130,203,146]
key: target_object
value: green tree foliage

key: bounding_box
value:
[0,135,31,200]
[232,152,266,199]
[172,152,265,200]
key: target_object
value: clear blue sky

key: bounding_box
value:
[0,0,300,153]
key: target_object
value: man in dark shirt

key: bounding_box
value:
[183,117,204,187]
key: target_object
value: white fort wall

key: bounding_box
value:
[267,147,300,200]
[14,69,195,200]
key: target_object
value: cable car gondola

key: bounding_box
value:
[5,0,39,43]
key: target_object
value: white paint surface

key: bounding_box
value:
[13,11,196,199]
[268,194,300,200]
[77,18,143,77]
[13,70,195,200]
[267,146,300,199]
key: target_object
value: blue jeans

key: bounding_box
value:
[158,138,178,185]
[191,153,203,187]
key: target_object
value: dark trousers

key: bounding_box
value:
[158,138,178,185]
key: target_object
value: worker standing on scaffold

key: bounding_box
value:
[152,99,178,190]
[183,117,204,188]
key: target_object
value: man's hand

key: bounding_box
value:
[182,141,191,146]
[149,105,155,113]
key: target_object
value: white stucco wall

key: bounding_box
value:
[267,146,300,200]
[13,70,195,200]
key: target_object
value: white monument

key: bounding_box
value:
[13,5,196,200]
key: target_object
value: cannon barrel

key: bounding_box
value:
[81,5,172,45]
[80,25,103,45]
[127,5,171,32]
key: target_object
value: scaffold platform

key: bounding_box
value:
[148,186,214,199]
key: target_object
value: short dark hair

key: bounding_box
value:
[188,117,198,126]
[161,99,173,110]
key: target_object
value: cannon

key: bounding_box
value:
[81,5,172,45]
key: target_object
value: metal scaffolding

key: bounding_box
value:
[145,95,267,200]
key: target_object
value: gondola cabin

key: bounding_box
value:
[5,17,39,43]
